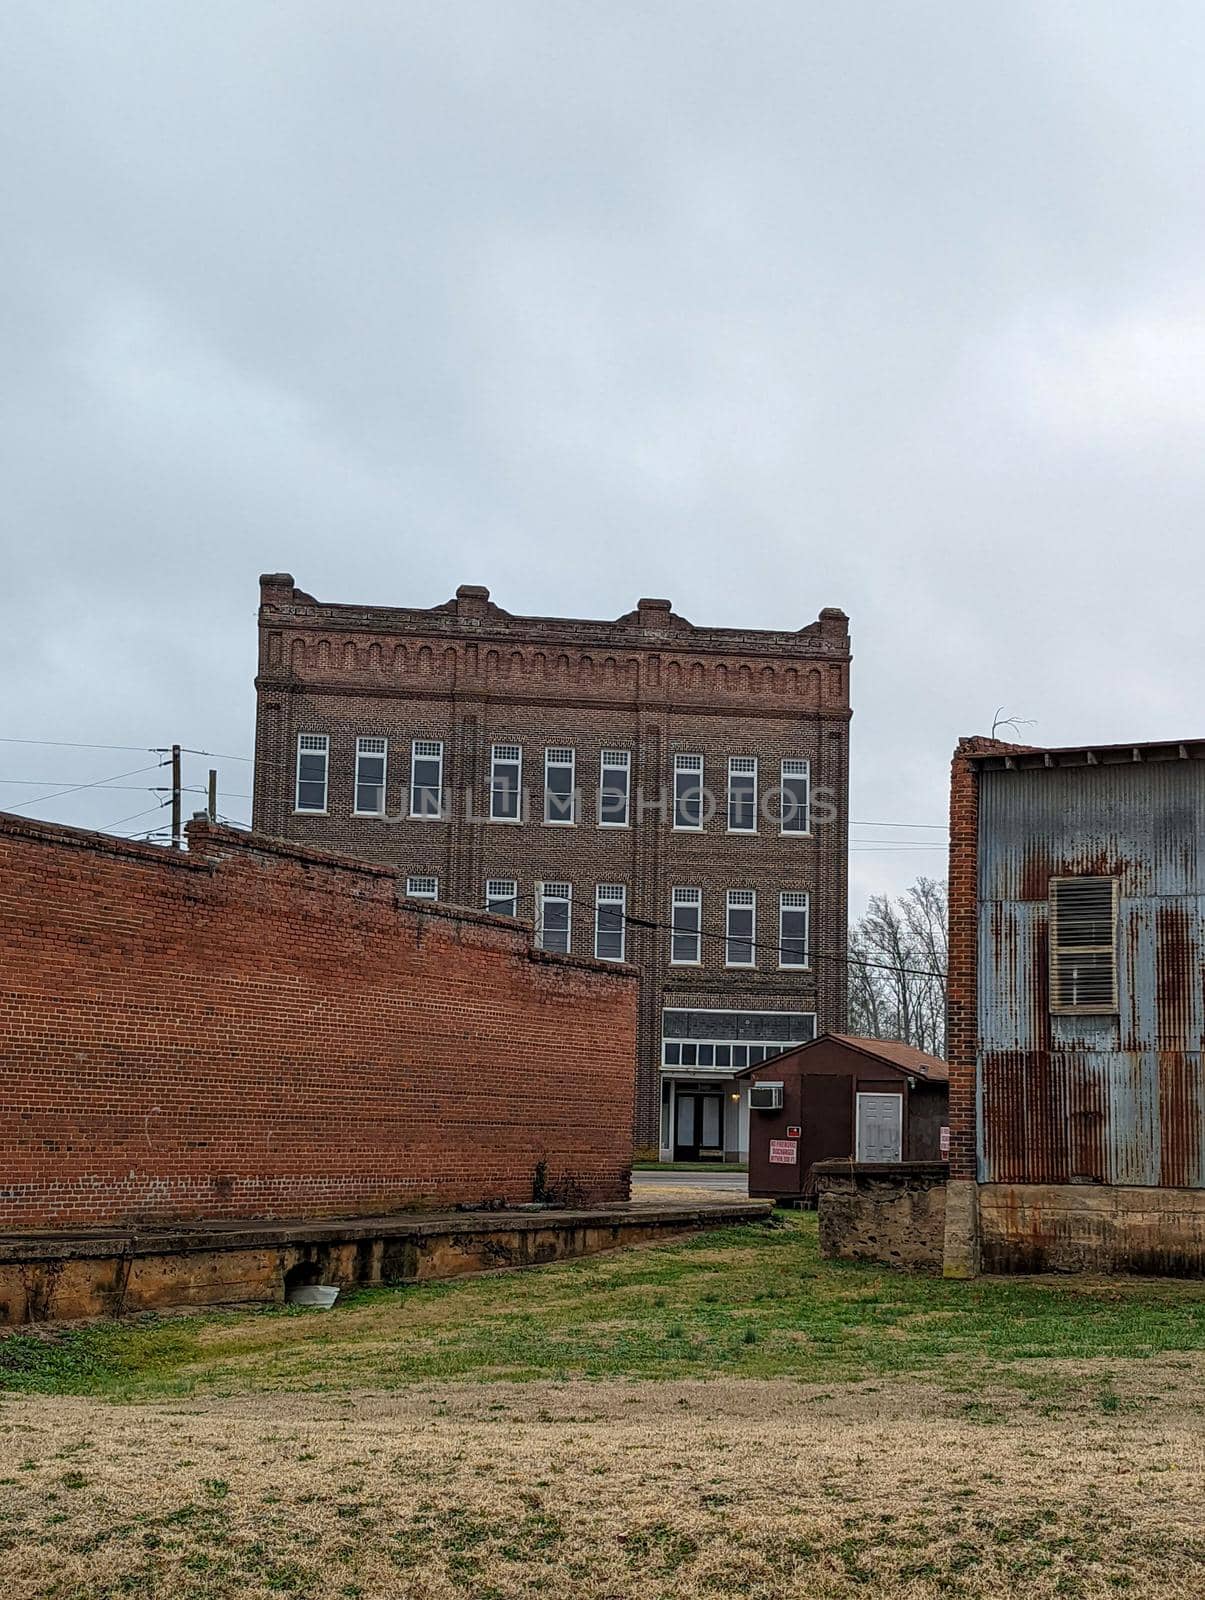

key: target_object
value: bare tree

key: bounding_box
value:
[848,877,947,1057]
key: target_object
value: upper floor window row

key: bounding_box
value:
[671,887,811,971]
[674,753,810,835]
[293,736,809,834]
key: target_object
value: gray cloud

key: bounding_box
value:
[4,1,1204,901]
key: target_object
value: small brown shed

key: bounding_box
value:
[739,1033,949,1202]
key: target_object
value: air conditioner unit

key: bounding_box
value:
[749,1082,784,1111]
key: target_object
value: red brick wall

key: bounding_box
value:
[946,737,1038,1183]
[0,813,637,1229]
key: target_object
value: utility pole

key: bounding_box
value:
[171,744,182,849]
[207,768,218,822]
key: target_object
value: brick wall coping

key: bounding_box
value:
[0,810,638,984]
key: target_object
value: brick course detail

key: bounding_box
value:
[0,811,637,1230]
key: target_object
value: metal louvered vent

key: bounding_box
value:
[1049,876,1118,1014]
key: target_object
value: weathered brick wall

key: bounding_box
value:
[946,738,1037,1184]
[814,1162,949,1271]
[0,813,637,1229]
[945,744,981,1185]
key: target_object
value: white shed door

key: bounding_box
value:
[856,1093,903,1162]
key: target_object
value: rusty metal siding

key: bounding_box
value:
[977,762,1205,1187]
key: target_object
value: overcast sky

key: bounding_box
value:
[3,2,1204,912]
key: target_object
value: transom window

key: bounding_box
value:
[354,737,388,816]
[780,758,810,834]
[486,878,518,918]
[673,754,704,830]
[406,875,439,901]
[537,882,572,954]
[544,747,576,825]
[599,749,631,827]
[595,884,626,962]
[725,889,757,967]
[410,739,444,819]
[295,734,329,813]
[490,744,523,822]
[727,757,758,832]
[661,1008,816,1072]
[779,891,809,968]
[670,886,702,964]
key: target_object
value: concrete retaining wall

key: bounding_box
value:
[813,1162,948,1271]
[0,1198,773,1325]
[979,1183,1205,1275]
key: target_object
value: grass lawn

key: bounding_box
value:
[1,1214,1203,1598]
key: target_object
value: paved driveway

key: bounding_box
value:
[631,1168,749,1203]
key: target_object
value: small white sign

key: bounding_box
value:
[769,1139,798,1165]
[940,1125,951,1156]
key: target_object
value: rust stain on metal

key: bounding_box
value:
[1158,1051,1203,1188]
[1156,904,1194,1045]
[977,762,1205,1192]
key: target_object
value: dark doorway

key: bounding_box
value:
[673,1089,724,1161]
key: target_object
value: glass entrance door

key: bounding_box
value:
[673,1090,725,1161]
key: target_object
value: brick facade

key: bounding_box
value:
[945,737,1039,1185]
[251,576,851,1154]
[0,811,637,1229]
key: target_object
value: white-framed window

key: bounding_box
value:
[598,749,631,827]
[485,878,518,917]
[780,758,811,834]
[353,736,388,815]
[595,884,626,962]
[537,881,572,953]
[544,746,576,825]
[670,886,702,965]
[1049,876,1118,1014]
[728,756,758,832]
[726,889,757,967]
[779,891,810,969]
[490,744,523,822]
[410,739,444,819]
[294,733,329,813]
[673,753,704,830]
[406,875,439,901]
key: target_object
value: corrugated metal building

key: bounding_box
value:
[947,737,1205,1275]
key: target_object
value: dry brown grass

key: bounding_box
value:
[2,1356,1203,1599]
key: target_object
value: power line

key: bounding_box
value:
[4,761,169,814]
[0,736,253,763]
[100,800,172,833]
[0,737,159,754]
[180,747,252,763]
[850,820,947,830]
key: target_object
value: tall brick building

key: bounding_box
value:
[252,574,851,1159]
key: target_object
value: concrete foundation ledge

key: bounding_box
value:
[0,1198,772,1326]
[979,1183,1205,1276]
[812,1161,949,1272]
